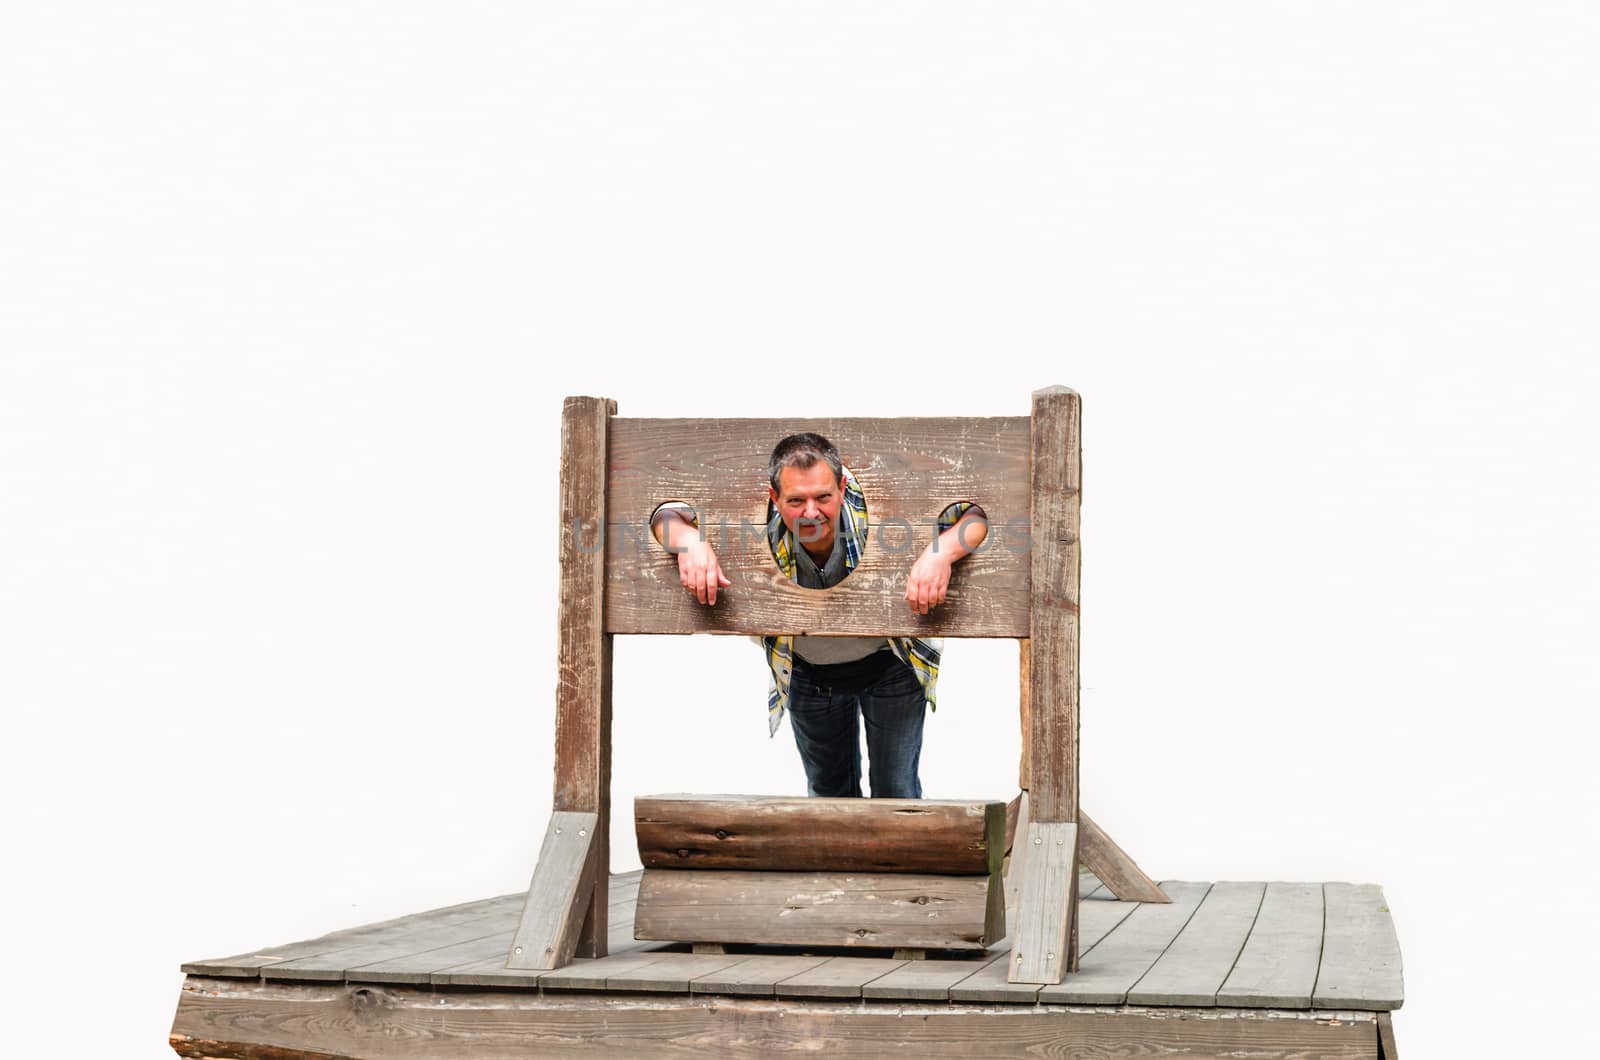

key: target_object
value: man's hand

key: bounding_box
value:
[677,538,732,606]
[904,506,987,615]
[653,508,732,606]
[905,550,954,615]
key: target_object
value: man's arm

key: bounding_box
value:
[905,505,988,615]
[651,504,732,606]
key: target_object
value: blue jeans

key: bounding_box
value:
[788,651,927,798]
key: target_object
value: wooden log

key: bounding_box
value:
[547,395,616,959]
[634,868,1002,951]
[636,795,1005,874]
[506,811,600,971]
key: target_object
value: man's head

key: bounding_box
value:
[767,433,844,555]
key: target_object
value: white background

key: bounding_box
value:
[4,3,1597,1055]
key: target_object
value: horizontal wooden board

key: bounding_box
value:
[1313,884,1404,1011]
[634,868,1000,951]
[636,794,1004,874]
[177,872,1406,1013]
[1217,881,1323,1008]
[603,416,1031,637]
[173,978,1386,1059]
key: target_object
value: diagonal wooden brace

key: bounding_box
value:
[505,811,601,970]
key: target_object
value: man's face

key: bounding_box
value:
[769,463,843,554]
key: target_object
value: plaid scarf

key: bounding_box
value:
[760,465,974,736]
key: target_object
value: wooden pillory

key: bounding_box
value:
[507,385,1164,986]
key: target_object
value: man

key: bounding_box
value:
[650,433,987,798]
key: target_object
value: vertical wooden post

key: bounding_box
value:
[508,395,616,969]
[1017,639,1031,792]
[1009,385,1082,984]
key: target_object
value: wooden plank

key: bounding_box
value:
[349,930,518,984]
[1217,881,1324,1007]
[550,394,616,959]
[605,951,749,992]
[635,868,999,951]
[173,977,1386,1059]
[690,954,832,997]
[263,904,523,981]
[603,416,1031,638]
[636,795,1004,874]
[861,956,997,1001]
[1378,1012,1400,1059]
[1017,638,1030,789]
[1007,820,1078,983]
[773,956,908,999]
[1002,790,1029,920]
[1078,809,1167,903]
[1037,881,1210,1005]
[1127,881,1265,1005]
[968,869,1129,1002]
[1026,385,1081,824]
[531,947,679,991]
[1313,883,1404,1010]
[506,811,601,970]
[179,894,522,978]
[1077,895,1142,955]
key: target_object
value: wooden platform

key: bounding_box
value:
[172,869,1403,1058]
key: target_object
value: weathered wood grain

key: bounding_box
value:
[634,868,1000,950]
[547,395,616,960]
[507,810,601,970]
[180,894,523,978]
[636,794,1005,874]
[1217,881,1323,1007]
[254,901,523,982]
[347,930,517,984]
[603,416,1031,637]
[605,951,750,992]
[1038,881,1210,1005]
[690,954,833,996]
[1017,638,1030,788]
[1008,820,1078,983]
[1378,1012,1400,1059]
[1313,884,1404,1010]
[1079,809,1167,903]
[773,956,908,998]
[1127,881,1265,1005]
[860,956,997,1000]
[1026,385,1081,825]
[172,978,1385,1059]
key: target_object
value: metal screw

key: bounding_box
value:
[1047,952,1055,961]
[1033,837,1042,845]
[555,827,562,835]
[1016,955,1024,963]
[579,829,587,837]
[514,947,522,954]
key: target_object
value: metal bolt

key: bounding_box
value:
[514,947,522,954]
[555,827,562,835]
[579,829,587,837]
[1047,952,1055,961]
[1033,837,1042,845]
[1016,955,1024,963]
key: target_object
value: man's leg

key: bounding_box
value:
[860,661,927,798]
[787,667,864,797]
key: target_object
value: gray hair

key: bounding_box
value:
[768,433,843,495]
